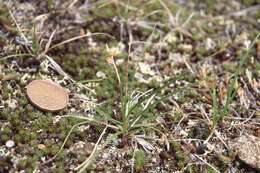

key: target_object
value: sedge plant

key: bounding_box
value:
[41,44,173,173]
[210,33,260,127]
[94,46,160,140]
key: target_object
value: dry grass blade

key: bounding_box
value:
[131,142,137,173]
[43,29,56,55]
[7,6,32,54]
[2,53,32,60]
[45,55,96,94]
[228,4,260,17]
[61,114,119,130]
[75,126,108,172]
[157,0,175,25]
[41,121,89,166]
[7,7,29,44]
[133,135,155,152]
[46,32,115,52]
[194,154,220,173]
[45,55,71,78]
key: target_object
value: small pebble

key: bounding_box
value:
[96,71,106,78]
[5,140,15,148]
[37,144,46,150]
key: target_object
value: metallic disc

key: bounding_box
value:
[26,80,68,112]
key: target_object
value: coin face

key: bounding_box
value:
[26,80,69,112]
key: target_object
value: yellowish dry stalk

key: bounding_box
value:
[107,56,121,84]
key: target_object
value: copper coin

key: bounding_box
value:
[26,80,69,112]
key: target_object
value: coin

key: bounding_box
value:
[26,80,69,112]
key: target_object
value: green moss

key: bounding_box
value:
[17,159,27,170]
[49,145,60,156]
[2,91,9,100]
[14,134,22,143]
[242,0,255,6]
[256,10,260,19]
[195,46,208,59]
[187,165,200,173]
[91,3,118,18]
[223,63,236,73]
[18,96,28,107]
[192,32,204,41]
[170,141,185,169]
[205,0,217,9]
[0,4,18,35]
[2,127,11,134]
[1,134,9,143]
[17,156,37,172]
[135,150,145,172]
[207,167,216,173]
[0,109,9,120]
[53,165,65,173]
[47,0,53,10]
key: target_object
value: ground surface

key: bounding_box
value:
[0,0,260,173]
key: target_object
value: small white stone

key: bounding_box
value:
[102,153,109,160]
[115,59,124,65]
[5,140,15,148]
[165,33,177,44]
[205,38,216,50]
[96,71,106,78]
[6,99,18,109]
[179,44,193,52]
[144,53,156,62]
[138,62,155,76]
[152,157,157,163]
